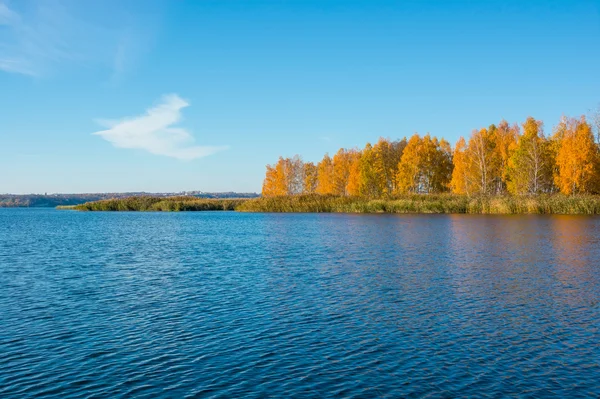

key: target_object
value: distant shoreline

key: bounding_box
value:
[0,192,259,208]
[57,194,600,215]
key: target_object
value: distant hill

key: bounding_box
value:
[0,192,260,208]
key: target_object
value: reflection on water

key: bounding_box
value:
[1,209,599,398]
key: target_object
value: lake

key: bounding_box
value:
[1,209,599,398]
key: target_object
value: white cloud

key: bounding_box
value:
[93,94,229,160]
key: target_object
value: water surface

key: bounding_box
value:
[1,209,599,398]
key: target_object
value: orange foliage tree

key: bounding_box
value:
[395,134,452,194]
[555,117,600,194]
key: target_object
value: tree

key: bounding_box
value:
[283,155,305,195]
[506,117,552,195]
[346,151,362,196]
[450,127,500,195]
[396,135,422,194]
[316,154,335,194]
[262,155,305,196]
[466,127,499,195]
[262,157,287,196]
[371,137,407,196]
[555,116,600,194]
[357,143,381,197]
[450,137,471,195]
[332,148,357,196]
[303,162,318,194]
[431,137,453,192]
[493,120,519,194]
[396,134,452,194]
[548,116,568,193]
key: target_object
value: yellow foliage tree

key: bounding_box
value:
[493,120,519,194]
[466,127,499,195]
[450,137,470,194]
[357,143,381,197]
[506,117,553,195]
[346,151,362,196]
[332,149,358,196]
[555,116,600,194]
[262,157,288,196]
[303,162,318,194]
[371,137,407,196]
[396,134,452,194]
[316,154,335,195]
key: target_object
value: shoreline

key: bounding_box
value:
[57,194,600,215]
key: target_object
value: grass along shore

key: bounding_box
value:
[70,196,248,211]
[61,194,600,214]
[238,194,600,214]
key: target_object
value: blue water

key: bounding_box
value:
[1,208,599,398]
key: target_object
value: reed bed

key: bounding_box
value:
[55,205,77,210]
[72,196,247,212]
[66,194,600,214]
[236,194,600,214]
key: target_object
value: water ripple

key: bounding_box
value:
[1,210,599,398]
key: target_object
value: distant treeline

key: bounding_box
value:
[73,196,248,212]
[0,192,259,208]
[0,194,107,208]
[262,114,600,197]
[237,194,600,214]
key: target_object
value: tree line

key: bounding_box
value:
[262,113,600,197]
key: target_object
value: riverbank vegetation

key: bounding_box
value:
[72,197,248,211]
[262,113,600,198]
[66,193,600,214]
[237,194,600,214]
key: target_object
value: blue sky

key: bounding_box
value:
[1,0,599,194]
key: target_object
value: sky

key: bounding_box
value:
[1,0,599,194]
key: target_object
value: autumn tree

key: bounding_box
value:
[506,117,552,195]
[396,134,452,194]
[548,116,568,192]
[449,127,500,195]
[303,162,318,194]
[466,127,500,195]
[332,149,359,195]
[371,137,407,196]
[283,155,305,195]
[316,154,335,195]
[493,120,519,194]
[432,138,453,192]
[356,143,381,197]
[555,116,600,194]
[450,137,471,194]
[262,155,306,196]
[262,157,288,196]
[346,151,362,196]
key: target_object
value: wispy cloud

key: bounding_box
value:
[0,0,154,77]
[93,94,229,160]
[0,2,18,25]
